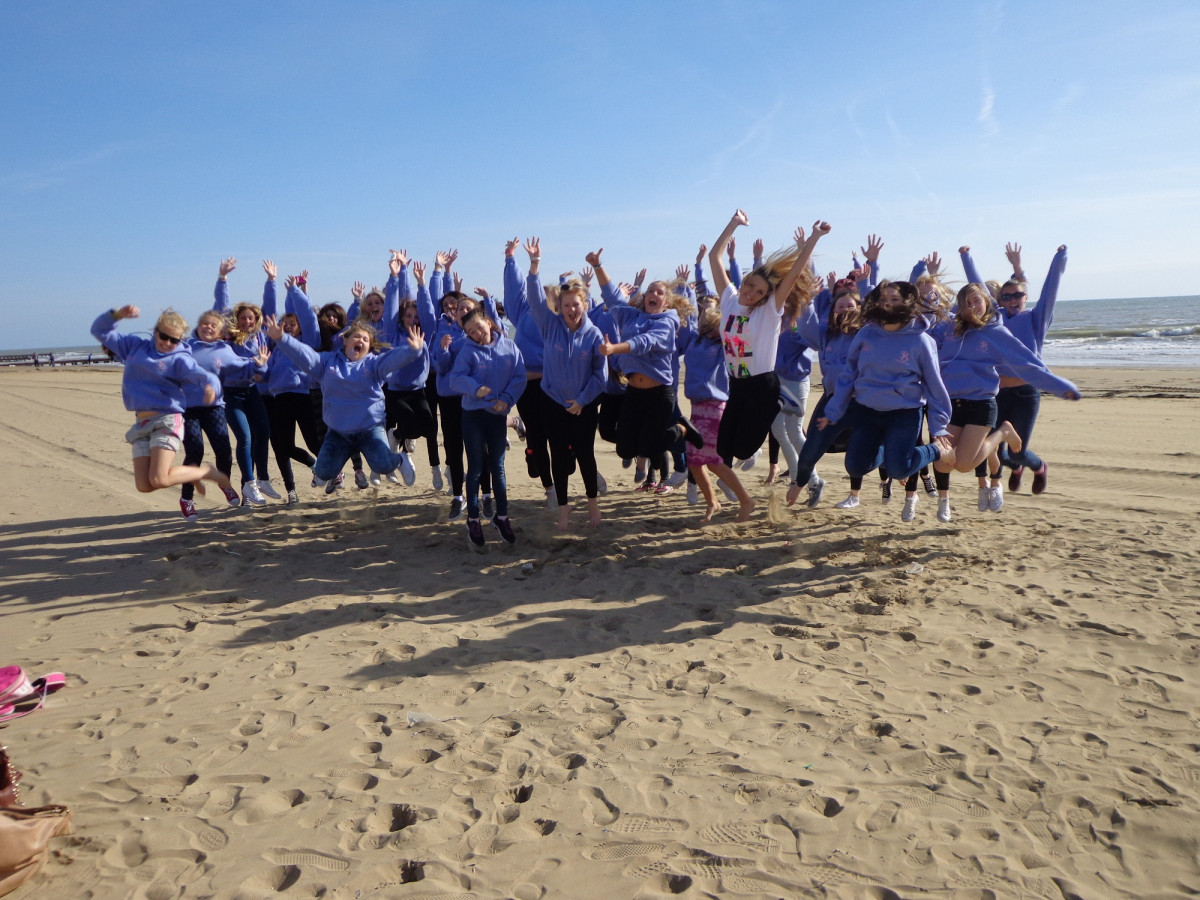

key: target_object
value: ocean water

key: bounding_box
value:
[1042,295,1199,368]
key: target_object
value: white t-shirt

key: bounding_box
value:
[719,283,782,379]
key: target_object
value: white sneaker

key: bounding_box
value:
[739,449,761,471]
[545,487,557,509]
[977,487,990,512]
[404,438,416,454]
[431,465,444,492]
[716,478,737,502]
[387,428,400,454]
[596,472,608,495]
[835,494,860,509]
[398,453,416,486]
[665,470,687,487]
[687,481,699,505]
[386,471,401,484]
[901,495,918,522]
[988,484,1004,512]
[311,475,327,489]
[806,476,826,508]
[257,479,281,500]
[241,481,267,507]
[938,497,953,523]
[368,471,382,486]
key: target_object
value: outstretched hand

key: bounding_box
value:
[695,243,706,265]
[730,208,749,228]
[524,236,540,260]
[585,248,603,268]
[115,304,139,321]
[263,314,284,342]
[404,322,424,351]
[505,236,520,257]
[219,257,237,278]
[352,280,365,300]
[262,259,277,279]
[412,261,426,285]
[924,251,942,276]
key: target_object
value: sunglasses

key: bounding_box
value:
[155,330,182,345]
[999,291,1026,301]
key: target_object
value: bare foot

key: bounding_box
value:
[999,420,1023,453]
[764,464,778,485]
[587,498,601,528]
[785,482,801,506]
[735,497,756,522]
[700,500,722,523]
[556,506,570,532]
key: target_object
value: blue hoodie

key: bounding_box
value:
[92,311,219,414]
[933,318,1078,401]
[793,303,857,394]
[525,273,608,408]
[503,256,546,374]
[272,332,420,433]
[599,281,679,386]
[182,338,264,406]
[825,320,952,436]
[263,284,323,396]
[676,324,729,402]
[214,277,277,390]
[447,331,526,414]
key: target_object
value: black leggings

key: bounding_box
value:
[268,391,322,491]
[615,384,678,461]
[424,373,441,467]
[543,395,600,505]
[717,372,780,463]
[516,378,553,489]
[181,405,233,501]
[438,394,490,497]
[386,386,436,445]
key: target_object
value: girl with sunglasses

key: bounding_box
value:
[92,305,235,504]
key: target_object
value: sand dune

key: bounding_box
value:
[2,365,1198,898]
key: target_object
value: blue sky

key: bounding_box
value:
[2,1,1198,350]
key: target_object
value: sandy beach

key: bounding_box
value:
[2,364,1199,899]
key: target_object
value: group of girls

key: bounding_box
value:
[93,212,1078,541]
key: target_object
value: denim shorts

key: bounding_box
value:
[125,413,183,458]
[949,397,998,429]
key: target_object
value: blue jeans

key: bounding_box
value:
[312,425,400,482]
[996,384,1044,470]
[462,409,508,519]
[792,392,849,485]
[225,387,271,484]
[842,401,941,481]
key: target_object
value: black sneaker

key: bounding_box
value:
[482,494,494,518]
[880,478,893,504]
[491,515,516,544]
[677,415,704,449]
[466,518,486,550]
[325,472,344,495]
[448,497,465,521]
[921,471,937,496]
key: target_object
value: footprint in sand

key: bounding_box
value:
[579,786,619,826]
[181,819,229,852]
[638,775,672,812]
[230,788,306,825]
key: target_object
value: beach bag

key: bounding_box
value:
[0,668,66,726]
[0,746,73,897]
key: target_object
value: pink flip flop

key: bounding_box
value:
[0,668,67,726]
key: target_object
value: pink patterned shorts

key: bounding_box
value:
[686,398,726,468]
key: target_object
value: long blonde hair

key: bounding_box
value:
[226,302,262,346]
[748,247,819,326]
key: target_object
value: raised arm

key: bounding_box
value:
[708,209,749,297]
[285,274,322,350]
[959,245,984,286]
[1030,245,1068,342]
[214,257,236,311]
[774,221,832,313]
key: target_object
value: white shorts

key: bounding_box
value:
[125,413,183,459]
